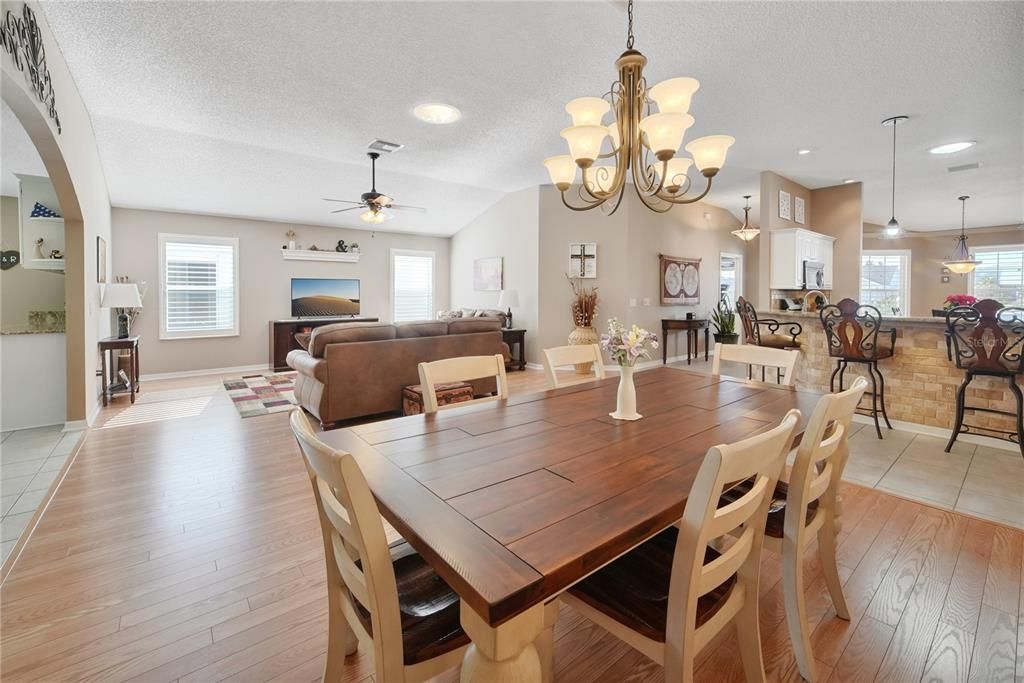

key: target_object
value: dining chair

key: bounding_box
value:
[416,354,508,414]
[562,409,800,682]
[720,376,868,682]
[712,342,800,386]
[542,343,607,389]
[289,408,469,683]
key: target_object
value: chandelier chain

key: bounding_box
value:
[626,0,635,49]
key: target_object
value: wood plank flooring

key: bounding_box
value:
[1,371,1023,682]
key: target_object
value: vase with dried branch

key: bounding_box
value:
[567,275,600,374]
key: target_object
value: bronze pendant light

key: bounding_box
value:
[943,195,982,274]
[731,195,760,242]
[882,115,908,237]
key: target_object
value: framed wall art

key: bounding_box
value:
[779,190,792,221]
[569,242,597,278]
[794,196,805,224]
[659,254,701,305]
[473,256,503,291]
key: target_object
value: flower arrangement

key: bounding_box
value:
[600,318,659,367]
[567,275,598,328]
[943,294,977,310]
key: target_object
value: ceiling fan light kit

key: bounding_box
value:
[543,0,734,215]
[323,151,426,223]
[943,195,982,275]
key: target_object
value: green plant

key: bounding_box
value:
[711,301,736,335]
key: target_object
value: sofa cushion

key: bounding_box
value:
[448,318,503,335]
[436,309,463,321]
[310,322,397,358]
[395,321,449,339]
[294,332,311,350]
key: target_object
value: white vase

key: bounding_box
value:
[288,240,296,250]
[609,365,642,421]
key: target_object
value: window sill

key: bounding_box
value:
[159,331,240,341]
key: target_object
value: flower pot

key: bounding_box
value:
[609,365,642,421]
[568,325,599,374]
[714,333,739,344]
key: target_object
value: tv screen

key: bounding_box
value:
[291,278,361,317]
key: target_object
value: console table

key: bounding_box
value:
[99,335,140,406]
[501,327,527,371]
[661,318,709,365]
[270,317,379,371]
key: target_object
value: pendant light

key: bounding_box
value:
[731,195,759,242]
[943,195,982,274]
[882,115,908,237]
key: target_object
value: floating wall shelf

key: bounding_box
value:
[280,249,360,263]
[30,259,65,271]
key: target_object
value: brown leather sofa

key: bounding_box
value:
[287,318,507,427]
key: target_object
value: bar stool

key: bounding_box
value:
[819,299,896,439]
[736,296,803,383]
[944,299,1024,456]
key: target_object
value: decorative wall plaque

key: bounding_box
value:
[569,242,597,278]
[1,4,61,133]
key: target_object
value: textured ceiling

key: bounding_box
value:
[35,1,1024,235]
[1,101,47,196]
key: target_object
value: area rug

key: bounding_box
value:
[223,372,297,418]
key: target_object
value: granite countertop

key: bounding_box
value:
[0,327,66,335]
[759,310,945,325]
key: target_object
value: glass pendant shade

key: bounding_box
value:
[884,217,902,237]
[731,196,760,242]
[942,196,981,274]
[565,97,610,126]
[648,77,701,114]
[544,155,578,189]
[685,135,735,174]
[639,113,693,159]
[656,157,693,190]
[360,209,391,224]
[561,125,608,167]
[584,164,617,194]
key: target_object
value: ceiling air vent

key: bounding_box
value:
[947,162,982,173]
[367,139,404,153]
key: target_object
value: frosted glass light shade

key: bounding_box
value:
[731,226,761,242]
[561,125,608,167]
[544,155,577,189]
[656,157,693,190]
[360,209,391,224]
[648,77,700,114]
[101,283,142,308]
[639,113,694,160]
[497,289,519,308]
[685,135,735,174]
[584,164,617,194]
[565,97,610,126]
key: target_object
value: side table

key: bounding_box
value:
[501,328,527,371]
[99,335,140,406]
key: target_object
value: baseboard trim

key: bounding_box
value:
[140,363,270,382]
[850,413,1019,453]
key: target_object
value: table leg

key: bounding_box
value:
[101,349,108,407]
[662,327,668,364]
[460,601,543,683]
[134,345,140,393]
[518,338,526,371]
[687,329,693,365]
[129,348,136,404]
[704,328,710,362]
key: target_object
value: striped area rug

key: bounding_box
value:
[223,372,297,418]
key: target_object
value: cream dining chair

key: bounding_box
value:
[416,354,508,414]
[712,342,800,386]
[562,410,801,682]
[720,376,868,682]
[290,408,469,683]
[541,343,606,389]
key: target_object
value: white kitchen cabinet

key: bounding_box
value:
[769,228,836,290]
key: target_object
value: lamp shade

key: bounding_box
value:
[656,157,693,190]
[561,125,608,167]
[360,209,392,224]
[101,283,142,309]
[639,113,694,159]
[543,155,577,189]
[565,97,610,126]
[498,289,519,308]
[648,77,701,114]
[684,135,735,174]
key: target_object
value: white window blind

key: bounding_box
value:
[391,250,434,322]
[159,234,239,338]
[860,250,910,316]
[971,246,1024,306]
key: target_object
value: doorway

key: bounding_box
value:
[719,252,744,308]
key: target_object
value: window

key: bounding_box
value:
[860,250,910,315]
[391,249,434,322]
[159,234,239,339]
[970,246,1024,306]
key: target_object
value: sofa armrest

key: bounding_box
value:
[286,349,328,384]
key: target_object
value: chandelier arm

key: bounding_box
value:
[655,175,714,205]
[560,189,607,212]
[601,182,627,216]
[632,185,674,214]
[581,164,625,200]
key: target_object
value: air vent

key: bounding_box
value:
[367,139,404,153]
[947,162,982,173]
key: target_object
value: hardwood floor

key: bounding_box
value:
[1,370,1022,682]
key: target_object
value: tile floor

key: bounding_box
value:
[0,425,82,563]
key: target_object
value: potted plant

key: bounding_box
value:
[600,318,659,421]
[566,275,599,374]
[711,300,739,344]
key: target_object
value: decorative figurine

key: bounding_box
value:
[335,239,348,253]
[49,249,64,260]
[350,243,360,254]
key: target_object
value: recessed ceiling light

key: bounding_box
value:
[413,103,462,125]
[929,141,975,155]
[797,148,812,155]
[843,178,856,184]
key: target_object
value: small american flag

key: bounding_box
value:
[30,202,61,218]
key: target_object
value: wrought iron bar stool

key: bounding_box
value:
[820,299,896,439]
[736,296,803,383]
[944,299,1024,456]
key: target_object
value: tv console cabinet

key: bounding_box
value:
[270,317,379,371]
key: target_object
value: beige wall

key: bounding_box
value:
[0,196,65,330]
[450,187,540,359]
[112,208,449,376]
[756,171,814,308]
[809,182,863,301]
[864,225,1024,316]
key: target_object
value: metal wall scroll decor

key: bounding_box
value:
[1,4,61,133]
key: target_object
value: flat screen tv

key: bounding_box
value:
[291,278,361,317]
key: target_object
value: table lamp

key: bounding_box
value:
[497,289,519,329]
[101,283,142,338]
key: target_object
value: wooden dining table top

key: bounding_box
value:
[317,366,823,628]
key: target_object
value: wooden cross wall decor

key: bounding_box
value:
[569,242,597,278]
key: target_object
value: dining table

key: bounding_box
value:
[317,366,822,682]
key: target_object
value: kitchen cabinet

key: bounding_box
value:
[769,228,836,290]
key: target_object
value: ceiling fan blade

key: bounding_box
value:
[330,207,363,214]
[389,204,427,213]
[322,198,364,205]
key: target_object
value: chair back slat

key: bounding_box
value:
[697,526,754,596]
[820,299,887,360]
[417,354,508,413]
[712,343,799,386]
[333,531,373,608]
[736,297,760,344]
[706,475,769,539]
[542,344,606,389]
[805,463,832,504]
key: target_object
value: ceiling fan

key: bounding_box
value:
[323,152,427,224]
